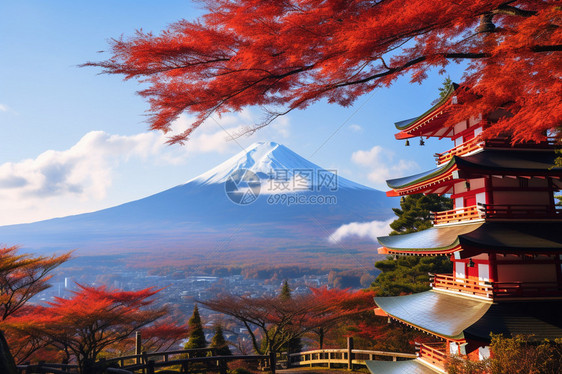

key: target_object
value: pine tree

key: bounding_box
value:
[278,281,302,354]
[372,194,453,296]
[279,280,291,301]
[184,304,207,356]
[210,324,231,356]
[389,194,452,236]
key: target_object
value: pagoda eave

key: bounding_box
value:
[453,150,562,177]
[376,291,562,342]
[377,222,482,254]
[377,222,562,255]
[394,116,454,140]
[386,161,458,192]
[378,244,462,256]
[374,291,491,340]
[386,149,562,196]
[393,84,459,134]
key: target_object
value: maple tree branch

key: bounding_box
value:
[334,51,489,88]
[494,4,537,17]
[531,45,562,52]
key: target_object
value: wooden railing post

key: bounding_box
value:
[347,337,354,370]
[146,360,154,374]
[97,358,106,374]
[218,358,227,374]
[135,332,142,364]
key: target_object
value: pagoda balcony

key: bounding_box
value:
[434,137,484,165]
[432,204,561,225]
[431,205,483,225]
[416,342,447,370]
[430,273,562,299]
[483,137,557,150]
[430,273,492,298]
[478,203,562,220]
[434,136,557,166]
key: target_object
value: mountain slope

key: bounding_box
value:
[0,142,396,268]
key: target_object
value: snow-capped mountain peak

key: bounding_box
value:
[189,141,365,190]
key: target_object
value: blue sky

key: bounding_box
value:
[0,1,467,225]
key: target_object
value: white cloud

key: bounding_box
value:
[0,109,291,225]
[0,130,164,201]
[349,124,363,133]
[0,104,10,112]
[330,218,393,243]
[351,145,418,188]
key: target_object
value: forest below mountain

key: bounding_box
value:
[146,264,379,289]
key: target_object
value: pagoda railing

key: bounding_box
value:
[483,137,557,149]
[432,205,483,225]
[434,137,483,165]
[416,342,447,369]
[434,136,557,165]
[430,273,562,299]
[492,281,562,298]
[430,273,492,298]
[478,203,562,220]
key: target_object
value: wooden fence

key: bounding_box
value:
[289,349,417,369]
[17,348,268,374]
[17,338,416,373]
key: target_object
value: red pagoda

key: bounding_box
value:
[366,84,562,374]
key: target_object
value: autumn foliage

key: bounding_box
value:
[87,0,561,144]
[7,285,168,370]
[0,246,70,321]
[0,246,70,371]
[201,287,374,373]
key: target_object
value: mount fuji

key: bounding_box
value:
[0,142,396,268]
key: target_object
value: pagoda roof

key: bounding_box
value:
[386,149,562,196]
[378,222,482,255]
[374,290,491,340]
[459,222,562,255]
[465,300,562,342]
[375,291,562,341]
[386,162,455,190]
[394,83,459,139]
[455,149,562,175]
[366,359,438,374]
[377,222,562,256]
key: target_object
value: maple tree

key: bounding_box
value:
[305,286,374,349]
[86,0,561,144]
[9,285,166,373]
[0,246,70,373]
[201,287,373,374]
[0,246,71,321]
[138,319,189,353]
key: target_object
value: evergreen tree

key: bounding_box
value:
[389,194,452,235]
[209,324,231,356]
[432,76,454,104]
[184,304,207,356]
[372,194,453,296]
[278,281,302,354]
[279,280,291,301]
